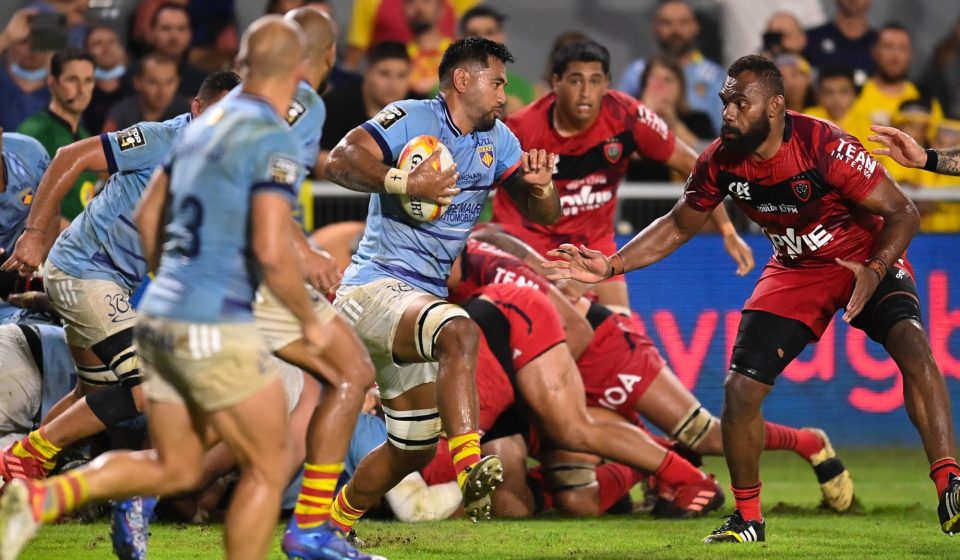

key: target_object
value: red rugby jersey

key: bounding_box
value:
[492,91,676,249]
[449,239,550,304]
[683,112,885,265]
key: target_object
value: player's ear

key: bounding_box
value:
[550,73,560,93]
[768,93,785,117]
[453,66,470,93]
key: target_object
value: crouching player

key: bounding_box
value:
[322,37,560,530]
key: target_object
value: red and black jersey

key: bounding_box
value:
[492,91,676,256]
[683,112,885,265]
[449,239,550,304]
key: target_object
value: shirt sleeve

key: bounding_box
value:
[815,121,884,203]
[680,147,725,212]
[288,93,324,172]
[493,121,523,181]
[359,100,432,164]
[632,100,676,162]
[100,120,170,175]
[249,128,304,204]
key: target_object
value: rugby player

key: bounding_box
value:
[0,17,326,560]
[491,39,754,308]
[322,36,559,529]
[0,131,49,299]
[545,55,960,542]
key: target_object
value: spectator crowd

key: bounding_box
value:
[2,0,960,230]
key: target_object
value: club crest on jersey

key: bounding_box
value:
[604,140,623,164]
[18,187,34,205]
[286,98,307,126]
[116,126,145,151]
[791,179,811,202]
[477,143,494,168]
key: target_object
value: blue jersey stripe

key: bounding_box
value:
[383,215,461,241]
[395,244,455,263]
[91,251,142,285]
[361,122,393,163]
[117,215,139,232]
[117,245,147,263]
[251,181,297,201]
[100,133,118,175]
[377,261,446,287]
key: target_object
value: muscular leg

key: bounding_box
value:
[885,320,957,462]
[41,347,103,423]
[540,448,602,517]
[634,366,724,455]
[720,372,772,490]
[482,435,534,518]
[275,316,374,465]
[514,344,669,472]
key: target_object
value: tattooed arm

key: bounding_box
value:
[869,125,960,176]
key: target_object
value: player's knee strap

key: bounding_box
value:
[671,403,714,449]
[77,363,115,385]
[543,463,597,492]
[86,383,142,427]
[872,292,922,345]
[382,405,442,450]
[91,329,141,388]
[414,302,469,361]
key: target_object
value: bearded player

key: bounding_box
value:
[545,54,960,542]
[322,36,559,534]
[492,39,753,309]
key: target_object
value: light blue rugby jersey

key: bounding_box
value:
[0,133,49,257]
[342,95,523,297]
[47,114,192,292]
[139,93,303,323]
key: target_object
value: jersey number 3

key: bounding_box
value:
[168,195,204,258]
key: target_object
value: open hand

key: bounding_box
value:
[868,125,927,169]
[542,243,612,284]
[835,258,882,323]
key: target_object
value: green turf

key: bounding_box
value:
[18,448,957,559]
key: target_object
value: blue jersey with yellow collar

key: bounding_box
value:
[0,133,49,257]
[342,95,522,296]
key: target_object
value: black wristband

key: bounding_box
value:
[924,149,939,172]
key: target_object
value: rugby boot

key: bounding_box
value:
[282,520,386,560]
[110,496,157,560]
[0,448,46,482]
[804,427,854,512]
[653,474,724,519]
[460,455,503,522]
[0,479,42,560]
[703,509,765,544]
[939,472,960,535]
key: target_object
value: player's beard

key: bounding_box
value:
[475,106,503,132]
[720,117,771,155]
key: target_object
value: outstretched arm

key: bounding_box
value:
[870,124,960,175]
[542,199,712,283]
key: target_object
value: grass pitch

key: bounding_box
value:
[19,448,956,559]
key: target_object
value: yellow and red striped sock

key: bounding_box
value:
[449,432,481,489]
[33,471,89,523]
[329,488,366,533]
[293,463,343,529]
[10,427,60,473]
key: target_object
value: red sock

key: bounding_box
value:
[931,457,960,495]
[654,451,705,488]
[732,482,763,521]
[596,463,646,513]
[763,422,824,459]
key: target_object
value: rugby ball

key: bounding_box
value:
[396,135,455,222]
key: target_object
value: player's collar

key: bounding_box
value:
[783,112,794,142]
[436,93,462,137]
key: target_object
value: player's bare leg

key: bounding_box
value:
[635,367,724,455]
[884,319,960,533]
[514,344,722,517]
[482,435,535,518]
[720,372,771,491]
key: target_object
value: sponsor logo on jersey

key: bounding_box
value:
[374,105,407,130]
[286,98,307,126]
[791,179,811,201]
[116,126,146,151]
[604,139,623,164]
[268,155,299,185]
[477,143,494,168]
[18,187,34,205]
[493,267,541,290]
[637,105,669,140]
[560,184,614,215]
[728,181,751,200]
[440,202,485,224]
[756,202,798,214]
[762,224,834,258]
[599,373,644,410]
[830,137,878,178]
